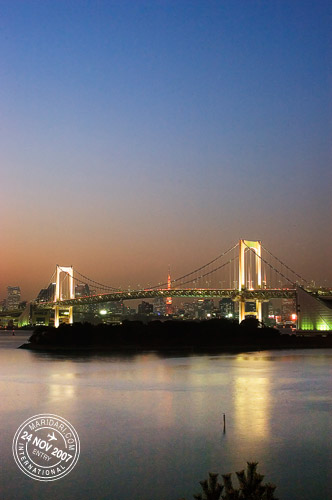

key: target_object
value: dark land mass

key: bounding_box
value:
[19,318,332,353]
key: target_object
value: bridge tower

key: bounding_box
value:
[54,265,74,327]
[238,240,262,323]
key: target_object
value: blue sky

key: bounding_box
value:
[1,0,331,298]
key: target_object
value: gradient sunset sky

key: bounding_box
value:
[1,0,331,300]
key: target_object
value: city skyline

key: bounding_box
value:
[1,1,331,300]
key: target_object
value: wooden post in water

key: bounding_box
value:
[223,413,226,433]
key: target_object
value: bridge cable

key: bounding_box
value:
[65,273,113,292]
[74,269,121,291]
[54,256,238,305]
[175,255,239,288]
[45,273,56,292]
[261,245,310,285]
[244,243,300,288]
[57,269,122,294]
[63,268,122,292]
[147,243,239,290]
[55,245,239,294]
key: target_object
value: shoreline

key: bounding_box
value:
[20,320,332,354]
[19,341,332,354]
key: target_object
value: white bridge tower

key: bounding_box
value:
[238,239,262,323]
[54,265,74,328]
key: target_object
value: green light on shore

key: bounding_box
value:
[300,319,332,331]
[99,309,107,315]
[317,321,331,331]
[300,320,314,330]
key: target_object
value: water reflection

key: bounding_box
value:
[233,353,271,440]
[48,383,76,402]
[1,341,331,500]
[234,376,270,439]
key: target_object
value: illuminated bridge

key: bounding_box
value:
[17,239,332,331]
[55,288,297,306]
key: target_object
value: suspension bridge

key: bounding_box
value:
[16,239,330,332]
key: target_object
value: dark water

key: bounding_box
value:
[0,332,331,499]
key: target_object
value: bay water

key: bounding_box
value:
[0,332,331,499]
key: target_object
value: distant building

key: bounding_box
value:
[219,298,235,318]
[281,298,296,322]
[75,283,90,297]
[36,283,56,303]
[138,301,153,314]
[262,301,270,324]
[192,299,215,319]
[153,297,166,315]
[109,301,125,314]
[181,302,196,319]
[202,299,214,311]
[6,286,21,309]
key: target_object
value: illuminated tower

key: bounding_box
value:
[166,267,173,315]
[238,239,262,323]
[54,265,74,327]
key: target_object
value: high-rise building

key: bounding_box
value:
[262,301,270,324]
[75,284,90,297]
[181,302,196,319]
[36,283,56,303]
[153,297,166,315]
[6,286,21,309]
[219,298,235,318]
[138,301,153,314]
[281,298,296,321]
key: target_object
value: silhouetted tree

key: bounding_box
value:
[240,318,261,329]
[180,462,277,500]
[193,473,223,500]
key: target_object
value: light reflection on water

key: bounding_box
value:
[234,376,270,440]
[0,334,331,500]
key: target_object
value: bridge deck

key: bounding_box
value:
[38,288,297,308]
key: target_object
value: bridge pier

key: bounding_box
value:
[239,301,245,323]
[54,306,73,328]
[238,298,262,323]
[257,300,262,322]
[54,306,59,328]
